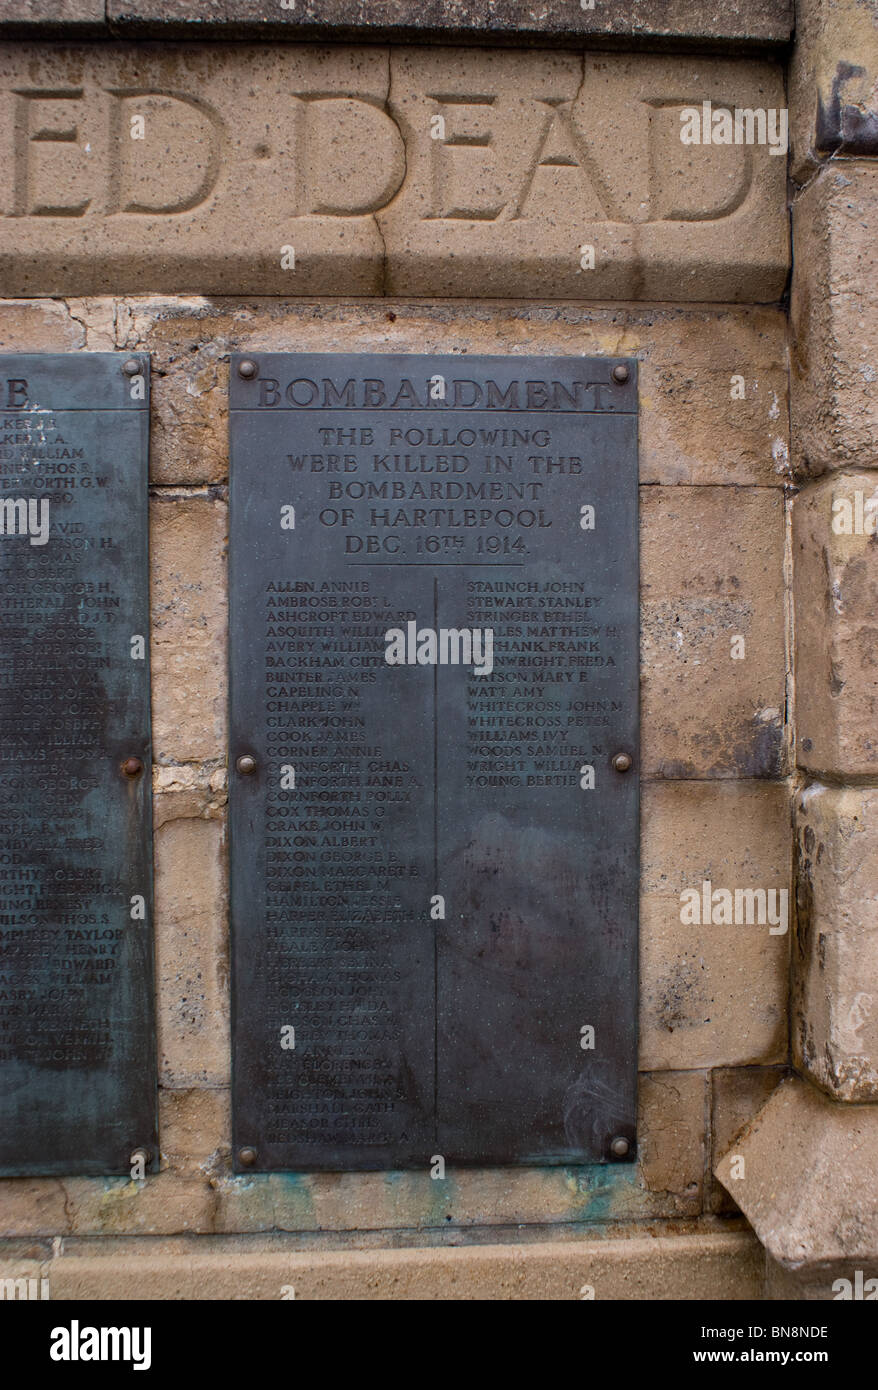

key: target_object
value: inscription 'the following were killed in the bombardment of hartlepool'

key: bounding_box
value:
[230,353,639,1171]
[0,354,156,1177]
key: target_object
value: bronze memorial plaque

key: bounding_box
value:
[230,353,638,1171]
[0,354,156,1177]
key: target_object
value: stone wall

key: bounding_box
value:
[2,0,873,1300]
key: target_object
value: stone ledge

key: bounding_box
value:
[715,1076,878,1275]
[0,1,794,47]
[0,0,104,31]
[0,1230,763,1299]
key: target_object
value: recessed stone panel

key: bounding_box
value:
[0,45,789,300]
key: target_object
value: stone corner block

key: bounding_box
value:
[709,1064,786,1214]
[714,1076,878,1276]
[795,783,878,1101]
[791,166,878,477]
[793,473,878,778]
[790,0,878,178]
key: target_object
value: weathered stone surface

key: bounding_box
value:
[766,1255,878,1300]
[0,45,789,300]
[0,0,103,26]
[101,0,792,46]
[150,492,227,763]
[640,781,790,1071]
[793,474,878,776]
[715,1077,878,1274]
[382,50,788,301]
[790,0,878,179]
[61,1173,218,1236]
[97,298,788,488]
[642,487,787,779]
[709,1065,785,1214]
[154,818,229,1089]
[0,297,84,350]
[0,1181,68,1237]
[795,784,878,1101]
[153,764,227,830]
[47,1230,763,1299]
[0,1257,48,1298]
[791,167,878,477]
[159,1089,230,1175]
[638,1072,706,1215]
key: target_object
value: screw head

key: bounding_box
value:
[236,755,257,775]
[122,756,144,778]
[612,752,633,773]
[122,357,141,377]
[612,363,630,384]
[610,1136,631,1158]
[238,359,258,380]
[238,1146,258,1167]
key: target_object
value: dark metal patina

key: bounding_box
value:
[229,353,639,1170]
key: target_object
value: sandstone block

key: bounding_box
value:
[715,1077,878,1274]
[0,1180,70,1237]
[382,50,788,302]
[640,781,790,1071]
[110,298,788,489]
[150,492,227,763]
[154,817,229,1089]
[795,784,878,1100]
[709,1065,785,1213]
[791,166,878,476]
[789,0,878,179]
[153,763,227,830]
[642,487,787,779]
[638,1071,706,1215]
[0,45,789,300]
[793,473,878,776]
[0,298,84,350]
[158,1088,230,1174]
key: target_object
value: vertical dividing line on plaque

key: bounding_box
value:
[433,574,439,1139]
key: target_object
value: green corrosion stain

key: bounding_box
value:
[564,1165,638,1222]
[269,1172,318,1228]
[383,1168,458,1229]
